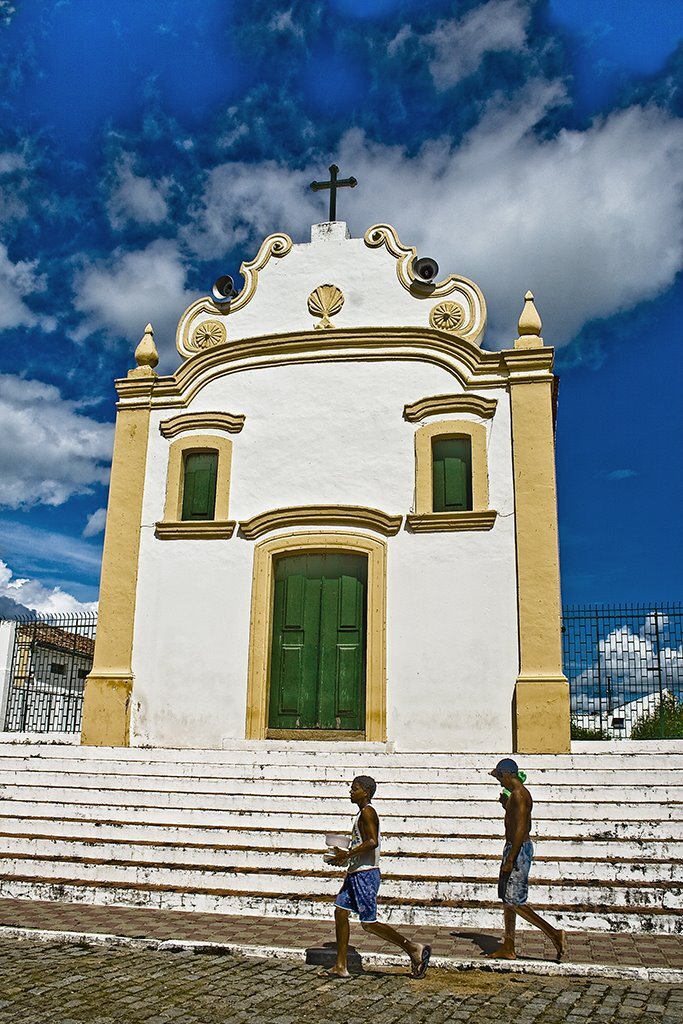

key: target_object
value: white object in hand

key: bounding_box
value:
[323,833,349,863]
[325,833,349,848]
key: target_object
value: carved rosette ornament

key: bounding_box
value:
[190,319,227,351]
[429,301,465,333]
[307,283,344,329]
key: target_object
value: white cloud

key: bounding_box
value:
[83,507,107,538]
[601,469,638,481]
[106,153,171,230]
[183,162,319,259]
[0,243,56,332]
[0,375,113,509]
[0,559,96,615]
[193,88,683,348]
[420,0,531,91]
[571,617,683,708]
[0,150,25,174]
[73,239,199,361]
[268,8,305,40]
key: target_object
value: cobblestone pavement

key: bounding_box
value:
[0,939,682,1024]
[1,899,682,970]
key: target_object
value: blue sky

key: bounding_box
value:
[0,0,681,613]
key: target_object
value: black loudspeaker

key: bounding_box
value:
[212,275,237,302]
[412,256,439,283]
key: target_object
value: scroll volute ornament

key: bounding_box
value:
[307,283,344,329]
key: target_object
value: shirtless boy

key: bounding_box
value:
[489,758,566,961]
[327,775,431,979]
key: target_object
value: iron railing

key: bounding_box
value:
[563,603,683,739]
[2,613,97,733]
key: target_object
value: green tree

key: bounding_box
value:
[630,693,683,740]
[570,718,610,740]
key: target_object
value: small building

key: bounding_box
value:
[2,620,95,732]
[82,219,569,753]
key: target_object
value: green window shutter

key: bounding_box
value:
[432,437,472,512]
[181,451,218,520]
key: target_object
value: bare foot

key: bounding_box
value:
[408,942,425,971]
[486,947,517,961]
[553,929,567,962]
[325,966,351,978]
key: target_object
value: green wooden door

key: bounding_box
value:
[268,553,367,732]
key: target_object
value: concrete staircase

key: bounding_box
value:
[0,743,680,934]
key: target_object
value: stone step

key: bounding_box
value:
[0,856,680,911]
[2,875,678,934]
[1,769,681,803]
[0,801,678,840]
[0,837,678,884]
[1,758,681,787]
[0,818,678,860]
[0,744,680,934]
[1,785,681,821]
[1,743,683,768]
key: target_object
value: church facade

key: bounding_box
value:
[81,221,570,753]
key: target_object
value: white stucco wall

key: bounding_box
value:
[130,356,518,751]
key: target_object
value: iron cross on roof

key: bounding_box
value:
[310,164,357,222]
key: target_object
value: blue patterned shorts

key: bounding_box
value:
[498,840,533,905]
[335,868,381,923]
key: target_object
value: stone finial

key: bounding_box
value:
[129,323,159,377]
[514,291,544,349]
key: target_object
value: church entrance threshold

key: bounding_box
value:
[267,553,367,737]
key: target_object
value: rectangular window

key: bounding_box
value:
[181,451,218,521]
[50,662,66,675]
[432,436,472,512]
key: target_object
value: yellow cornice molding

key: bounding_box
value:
[406,511,497,532]
[175,232,293,358]
[115,326,509,408]
[154,520,236,540]
[239,505,403,540]
[403,394,497,422]
[502,347,555,378]
[364,224,487,344]
[159,411,245,438]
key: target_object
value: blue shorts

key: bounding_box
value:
[334,868,381,923]
[498,840,533,906]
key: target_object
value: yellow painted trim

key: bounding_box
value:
[162,433,233,524]
[514,677,570,754]
[159,411,245,438]
[414,419,489,515]
[81,404,152,746]
[245,532,387,743]
[406,511,497,532]
[509,376,570,754]
[176,232,293,357]
[116,327,549,410]
[404,394,497,422]
[80,675,132,746]
[155,521,236,540]
[363,224,487,343]
[239,505,403,540]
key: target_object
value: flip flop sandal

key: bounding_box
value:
[412,945,432,979]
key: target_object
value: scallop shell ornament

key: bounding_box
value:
[307,283,344,329]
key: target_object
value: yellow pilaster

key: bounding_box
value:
[81,339,156,746]
[506,298,570,753]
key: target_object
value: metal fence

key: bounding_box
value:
[562,603,683,739]
[1,614,97,733]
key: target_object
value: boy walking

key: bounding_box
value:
[489,758,566,961]
[327,775,431,978]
